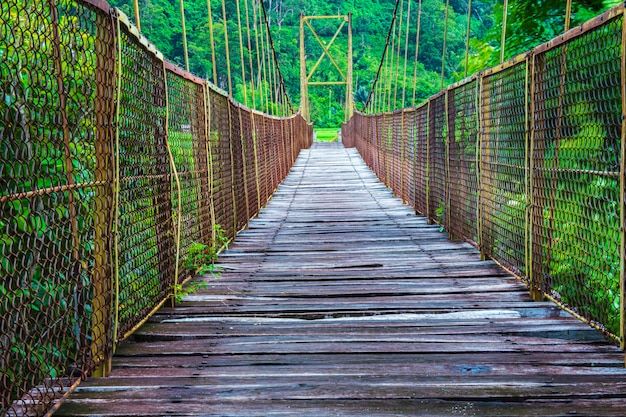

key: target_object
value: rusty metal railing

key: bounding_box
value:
[344,5,626,347]
[0,1,312,415]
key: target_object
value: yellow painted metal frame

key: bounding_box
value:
[299,14,353,122]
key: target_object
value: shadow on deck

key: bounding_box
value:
[56,143,626,416]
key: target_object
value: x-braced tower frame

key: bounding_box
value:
[299,13,354,123]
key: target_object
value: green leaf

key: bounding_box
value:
[17,216,28,233]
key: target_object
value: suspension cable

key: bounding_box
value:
[440,0,450,89]
[262,13,273,113]
[363,0,401,113]
[500,0,508,64]
[256,0,270,112]
[411,0,422,107]
[253,0,263,109]
[260,0,293,114]
[382,45,392,112]
[206,0,218,84]
[133,0,141,31]
[261,0,291,114]
[386,15,398,110]
[464,0,473,78]
[235,0,248,105]
[565,0,572,31]
[260,0,275,113]
[179,0,190,72]
[243,0,256,108]
[392,0,405,109]
[221,0,233,95]
[401,0,412,108]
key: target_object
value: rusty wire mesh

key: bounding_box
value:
[267,118,279,193]
[253,113,268,205]
[357,116,372,171]
[531,14,623,336]
[372,119,381,181]
[230,104,246,232]
[367,116,379,175]
[382,114,393,187]
[388,112,398,193]
[428,93,447,225]
[261,118,274,200]
[114,16,175,338]
[240,109,259,218]
[341,117,355,148]
[413,105,429,216]
[343,5,626,343]
[165,66,212,282]
[364,116,375,170]
[209,90,236,241]
[392,111,403,199]
[373,117,383,182]
[279,120,288,180]
[1,2,311,414]
[1,0,115,414]
[479,60,529,279]
[271,119,283,189]
[404,110,416,206]
[277,119,286,185]
[447,79,479,245]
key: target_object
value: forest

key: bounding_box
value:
[108,0,620,126]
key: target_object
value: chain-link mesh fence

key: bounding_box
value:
[1,2,312,414]
[447,79,479,246]
[165,64,213,295]
[480,59,529,278]
[413,105,429,216]
[428,93,447,225]
[378,114,388,187]
[115,13,175,339]
[253,113,268,206]
[404,110,416,206]
[1,0,115,414]
[531,13,623,336]
[390,111,401,195]
[343,5,626,343]
[230,104,246,232]
[209,90,236,241]
[240,108,258,219]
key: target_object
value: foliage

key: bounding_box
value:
[106,0,623,118]
[181,223,229,274]
[174,224,230,304]
[172,280,208,304]
[467,0,622,71]
[183,243,217,275]
[106,0,499,121]
[434,204,445,232]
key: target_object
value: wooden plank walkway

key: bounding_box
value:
[57,142,626,416]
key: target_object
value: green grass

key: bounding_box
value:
[315,127,340,142]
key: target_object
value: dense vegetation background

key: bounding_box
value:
[108,0,621,126]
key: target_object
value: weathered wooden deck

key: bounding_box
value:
[57,142,626,416]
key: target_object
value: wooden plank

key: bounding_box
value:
[55,398,626,417]
[56,143,625,416]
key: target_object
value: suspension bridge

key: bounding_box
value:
[3,0,626,416]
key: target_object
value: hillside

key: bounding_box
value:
[107,0,619,126]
